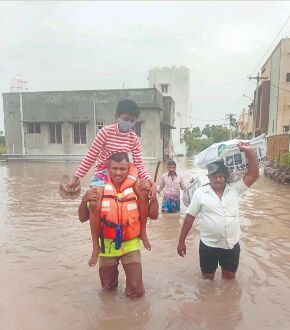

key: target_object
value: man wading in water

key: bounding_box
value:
[78,152,158,297]
[177,143,259,280]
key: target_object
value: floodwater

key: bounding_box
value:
[0,160,290,330]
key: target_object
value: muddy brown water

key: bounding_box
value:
[0,160,290,330]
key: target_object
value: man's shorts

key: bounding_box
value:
[99,250,144,298]
[199,240,240,274]
[90,170,108,188]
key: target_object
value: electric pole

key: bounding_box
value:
[248,73,267,138]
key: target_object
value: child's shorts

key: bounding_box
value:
[90,170,108,188]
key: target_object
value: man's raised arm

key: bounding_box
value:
[239,143,259,187]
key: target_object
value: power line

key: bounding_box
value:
[232,80,256,114]
[250,15,290,76]
[270,82,290,93]
[231,15,290,117]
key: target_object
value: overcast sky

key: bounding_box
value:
[1,1,290,132]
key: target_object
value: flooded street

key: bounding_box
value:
[0,160,290,330]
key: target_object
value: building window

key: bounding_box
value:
[283,125,289,132]
[73,123,87,144]
[286,73,290,82]
[27,123,41,134]
[96,121,104,131]
[49,123,62,144]
[134,122,141,137]
[160,84,169,94]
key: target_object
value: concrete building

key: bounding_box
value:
[258,38,290,135]
[246,81,270,137]
[2,88,175,161]
[147,66,192,156]
[256,80,271,136]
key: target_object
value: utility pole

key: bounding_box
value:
[248,73,267,138]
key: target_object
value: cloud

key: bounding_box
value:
[1,1,290,131]
[207,23,259,54]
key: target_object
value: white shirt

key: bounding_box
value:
[186,179,248,249]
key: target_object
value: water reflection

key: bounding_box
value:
[0,160,290,329]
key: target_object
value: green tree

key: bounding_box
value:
[182,127,208,156]
[202,124,215,138]
[225,113,238,138]
[202,124,230,142]
[211,126,230,142]
[182,124,231,156]
[182,127,202,142]
[280,152,290,168]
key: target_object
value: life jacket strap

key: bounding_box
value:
[99,219,129,252]
[100,223,105,253]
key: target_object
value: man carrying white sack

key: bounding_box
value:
[177,142,259,280]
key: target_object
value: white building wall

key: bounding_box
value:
[148,66,192,156]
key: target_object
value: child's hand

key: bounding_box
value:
[68,176,80,191]
[138,180,151,192]
[149,182,157,199]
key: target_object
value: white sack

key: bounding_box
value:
[194,134,267,182]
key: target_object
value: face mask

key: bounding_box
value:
[118,118,135,132]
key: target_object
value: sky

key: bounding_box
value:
[1,1,290,132]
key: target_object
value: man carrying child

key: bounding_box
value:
[67,99,156,266]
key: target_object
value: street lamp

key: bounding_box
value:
[242,94,254,102]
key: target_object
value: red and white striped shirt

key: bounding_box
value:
[74,123,151,180]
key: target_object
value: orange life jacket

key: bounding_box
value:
[99,164,140,247]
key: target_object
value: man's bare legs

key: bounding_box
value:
[202,272,215,280]
[221,269,236,279]
[201,269,236,280]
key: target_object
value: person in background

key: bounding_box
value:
[158,160,187,213]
